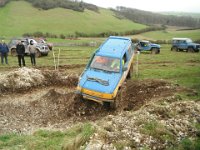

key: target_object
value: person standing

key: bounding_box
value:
[0,40,9,65]
[16,40,26,67]
[28,40,36,66]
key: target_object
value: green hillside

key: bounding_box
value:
[132,29,200,41]
[0,1,146,38]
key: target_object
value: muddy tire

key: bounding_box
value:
[35,49,41,57]
[11,48,17,56]
[187,47,195,53]
[151,48,159,54]
[127,63,133,79]
[103,102,111,109]
[74,93,83,102]
[112,85,127,110]
[171,46,178,52]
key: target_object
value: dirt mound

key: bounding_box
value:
[29,89,111,123]
[0,67,44,93]
[116,79,175,111]
[42,70,78,87]
[0,79,176,134]
[0,67,78,94]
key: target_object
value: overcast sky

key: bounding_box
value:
[82,0,200,13]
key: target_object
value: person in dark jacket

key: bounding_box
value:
[16,40,26,67]
[0,40,9,65]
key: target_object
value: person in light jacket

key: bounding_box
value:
[28,40,37,66]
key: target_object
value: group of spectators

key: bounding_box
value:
[0,40,37,67]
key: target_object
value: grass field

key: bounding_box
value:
[0,1,146,38]
[137,44,200,96]
[0,123,94,150]
[1,40,200,95]
[131,29,200,41]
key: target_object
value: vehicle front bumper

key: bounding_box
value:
[76,86,116,104]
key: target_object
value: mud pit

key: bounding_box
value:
[0,67,177,134]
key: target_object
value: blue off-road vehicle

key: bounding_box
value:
[76,36,135,107]
[136,40,161,54]
[171,38,200,52]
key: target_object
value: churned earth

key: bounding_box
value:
[0,67,199,149]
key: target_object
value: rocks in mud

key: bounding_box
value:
[0,67,44,92]
[91,98,200,149]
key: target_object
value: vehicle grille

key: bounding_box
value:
[42,46,49,50]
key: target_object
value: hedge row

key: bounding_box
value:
[23,26,165,39]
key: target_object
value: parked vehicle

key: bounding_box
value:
[171,38,200,52]
[36,38,53,50]
[136,40,161,54]
[8,38,49,57]
[76,36,135,107]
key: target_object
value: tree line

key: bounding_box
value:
[0,0,99,12]
[112,7,200,28]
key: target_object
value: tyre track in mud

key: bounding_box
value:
[0,71,176,134]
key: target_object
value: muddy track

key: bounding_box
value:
[0,70,176,135]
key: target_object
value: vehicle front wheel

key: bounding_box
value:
[35,49,41,57]
[187,47,195,53]
[11,48,17,56]
[151,48,159,54]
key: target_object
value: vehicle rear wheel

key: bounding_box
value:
[35,49,41,57]
[151,48,159,54]
[127,63,133,79]
[171,47,178,52]
[11,48,17,56]
[188,47,195,53]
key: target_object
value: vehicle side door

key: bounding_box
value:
[179,40,187,50]
[122,44,134,79]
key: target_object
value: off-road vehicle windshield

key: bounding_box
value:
[90,56,120,73]
[140,41,150,47]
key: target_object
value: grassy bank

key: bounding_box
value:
[0,123,94,150]
[0,1,146,38]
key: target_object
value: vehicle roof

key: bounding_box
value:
[140,40,149,43]
[172,38,191,40]
[96,36,132,58]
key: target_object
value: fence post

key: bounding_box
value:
[57,48,61,70]
[136,51,140,78]
[52,49,57,70]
